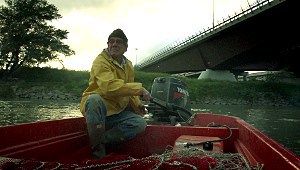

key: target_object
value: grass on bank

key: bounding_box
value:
[0,67,299,105]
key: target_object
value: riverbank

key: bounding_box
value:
[1,67,299,107]
[1,80,299,107]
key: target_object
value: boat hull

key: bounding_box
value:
[0,113,299,169]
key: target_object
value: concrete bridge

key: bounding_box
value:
[137,0,299,79]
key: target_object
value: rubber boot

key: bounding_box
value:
[86,122,106,159]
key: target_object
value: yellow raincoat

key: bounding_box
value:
[80,49,143,116]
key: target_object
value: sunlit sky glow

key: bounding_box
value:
[1,0,257,71]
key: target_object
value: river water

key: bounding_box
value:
[0,99,299,157]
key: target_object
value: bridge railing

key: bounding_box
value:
[138,0,278,69]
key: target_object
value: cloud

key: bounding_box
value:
[49,0,221,69]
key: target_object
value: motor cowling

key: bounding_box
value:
[147,77,192,124]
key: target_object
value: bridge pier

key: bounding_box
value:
[198,69,236,81]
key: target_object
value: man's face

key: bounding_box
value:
[107,37,127,58]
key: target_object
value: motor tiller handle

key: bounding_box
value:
[149,98,193,117]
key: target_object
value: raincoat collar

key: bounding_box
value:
[103,48,127,69]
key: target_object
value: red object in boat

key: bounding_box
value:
[0,113,299,170]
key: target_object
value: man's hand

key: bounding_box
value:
[140,87,153,101]
[138,104,147,115]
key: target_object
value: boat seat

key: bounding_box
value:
[173,135,224,153]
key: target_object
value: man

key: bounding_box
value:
[80,28,152,159]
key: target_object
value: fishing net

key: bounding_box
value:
[0,146,263,170]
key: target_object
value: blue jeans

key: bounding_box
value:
[84,94,147,140]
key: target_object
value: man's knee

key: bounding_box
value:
[85,94,106,123]
[86,94,102,106]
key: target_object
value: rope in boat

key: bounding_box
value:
[0,147,264,170]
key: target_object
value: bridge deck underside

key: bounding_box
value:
[141,0,299,75]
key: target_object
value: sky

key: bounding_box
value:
[0,0,258,71]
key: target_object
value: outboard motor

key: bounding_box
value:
[147,77,193,125]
